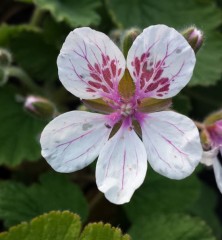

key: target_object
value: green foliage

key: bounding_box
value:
[0,172,88,227]
[106,0,220,31]
[0,87,45,166]
[191,32,222,86]
[124,169,200,221]
[0,211,131,240]
[106,0,222,86]
[80,223,130,240]
[0,25,58,82]
[33,0,102,27]
[0,211,81,240]
[129,214,216,240]
[189,183,222,238]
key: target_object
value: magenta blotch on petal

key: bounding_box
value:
[127,25,196,100]
[57,27,126,100]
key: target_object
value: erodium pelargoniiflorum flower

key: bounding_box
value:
[40,25,202,204]
[200,111,222,193]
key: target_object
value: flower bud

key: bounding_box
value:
[24,95,56,120]
[109,29,123,47]
[181,26,203,53]
[121,28,141,58]
[0,48,12,67]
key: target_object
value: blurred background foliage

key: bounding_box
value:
[0,0,222,239]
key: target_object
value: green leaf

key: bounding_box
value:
[129,214,216,240]
[0,25,37,46]
[0,25,58,82]
[42,15,70,49]
[0,211,131,240]
[124,169,200,222]
[189,183,222,238]
[106,0,222,86]
[80,223,131,240]
[0,172,88,227]
[0,211,81,240]
[191,32,222,86]
[0,87,45,166]
[34,0,101,27]
[106,0,220,31]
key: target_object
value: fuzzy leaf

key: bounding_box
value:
[129,214,216,240]
[107,0,220,31]
[80,223,131,240]
[0,87,45,166]
[0,211,81,240]
[34,0,101,27]
[0,211,131,240]
[189,183,222,238]
[0,173,88,227]
[124,169,200,221]
[0,25,58,82]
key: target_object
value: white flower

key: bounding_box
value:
[40,25,202,204]
[201,120,222,193]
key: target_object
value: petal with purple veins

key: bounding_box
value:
[96,125,147,204]
[57,27,125,100]
[40,111,112,173]
[127,25,196,99]
[140,111,202,179]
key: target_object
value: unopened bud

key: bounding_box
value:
[122,28,141,58]
[109,29,123,47]
[24,95,56,119]
[181,26,203,53]
[0,48,12,67]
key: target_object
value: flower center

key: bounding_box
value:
[120,102,134,117]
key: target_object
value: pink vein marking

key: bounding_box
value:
[160,134,188,157]
[56,129,94,152]
[54,122,83,133]
[151,117,185,135]
[143,127,172,169]
[148,116,192,145]
[104,132,122,178]
[121,149,126,190]
[63,139,99,164]
[169,61,185,82]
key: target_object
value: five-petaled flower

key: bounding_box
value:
[201,119,222,193]
[40,25,202,204]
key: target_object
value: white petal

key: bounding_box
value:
[201,148,218,166]
[57,27,125,100]
[96,127,147,204]
[40,111,111,173]
[140,111,202,179]
[127,25,196,99]
[213,149,222,193]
